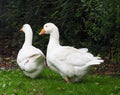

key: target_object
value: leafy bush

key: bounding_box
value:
[2,0,120,62]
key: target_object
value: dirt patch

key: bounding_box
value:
[0,35,120,75]
[0,36,18,69]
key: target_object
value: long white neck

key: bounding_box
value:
[23,29,33,47]
[48,29,60,48]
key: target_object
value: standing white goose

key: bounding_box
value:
[17,24,45,78]
[39,23,104,83]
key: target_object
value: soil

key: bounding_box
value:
[0,35,120,76]
[0,35,18,69]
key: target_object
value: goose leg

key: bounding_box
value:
[63,76,70,83]
[60,73,70,83]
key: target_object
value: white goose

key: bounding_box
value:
[39,23,104,83]
[17,24,45,78]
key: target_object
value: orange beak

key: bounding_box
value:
[39,28,45,35]
[20,27,23,32]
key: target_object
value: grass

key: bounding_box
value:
[0,68,120,95]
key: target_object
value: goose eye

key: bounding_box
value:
[45,25,48,28]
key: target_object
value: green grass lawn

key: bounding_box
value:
[0,68,120,95]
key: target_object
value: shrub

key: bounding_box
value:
[2,0,120,62]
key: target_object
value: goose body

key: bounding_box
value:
[39,23,104,83]
[17,24,45,78]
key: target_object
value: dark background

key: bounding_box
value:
[0,0,120,75]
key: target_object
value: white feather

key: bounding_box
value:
[40,23,104,82]
[17,24,45,78]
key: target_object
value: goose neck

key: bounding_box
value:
[49,30,60,46]
[23,30,33,47]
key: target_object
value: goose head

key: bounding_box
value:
[20,24,32,33]
[39,23,58,35]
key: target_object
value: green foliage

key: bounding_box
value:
[2,0,120,62]
[0,68,120,95]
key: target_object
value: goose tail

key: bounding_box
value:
[87,58,104,66]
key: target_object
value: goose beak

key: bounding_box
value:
[20,27,23,32]
[39,28,45,35]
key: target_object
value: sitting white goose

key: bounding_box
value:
[17,24,45,78]
[39,23,104,83]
